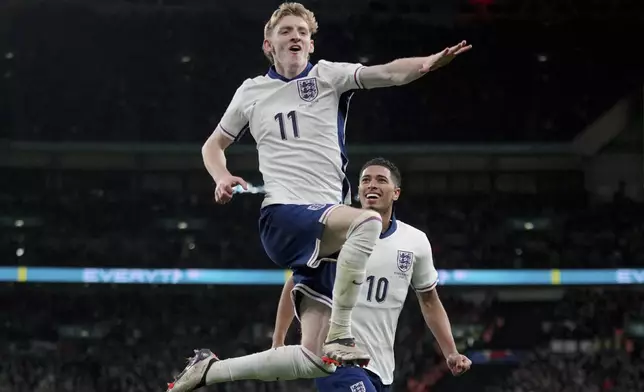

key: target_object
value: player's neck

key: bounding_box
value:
[380,209,393,233]
[274,62,308,80]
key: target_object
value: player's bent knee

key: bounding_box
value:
[325,205,378,233]
[347,210,382,240]
[335,210,382,272]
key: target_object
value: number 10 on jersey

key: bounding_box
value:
[274,111,300,140]
[366,275,389,303]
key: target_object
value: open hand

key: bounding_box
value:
[420,40,472,73]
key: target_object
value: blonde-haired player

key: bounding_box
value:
[166,3,471,391]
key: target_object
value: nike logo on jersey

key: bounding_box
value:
[352,280,363,285]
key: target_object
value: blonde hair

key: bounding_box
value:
[263,2,318,64]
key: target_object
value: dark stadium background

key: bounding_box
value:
[1,0,643,391]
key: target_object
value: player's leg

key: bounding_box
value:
[293,267,379,392]
[166,206,341,391]
[165,297,335,392]
[317,205,383,364]
[314,367,379,392]
[298,295,332,356]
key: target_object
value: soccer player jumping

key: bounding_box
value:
[166,3,471,391]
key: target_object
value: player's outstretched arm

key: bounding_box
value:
[416,289,472,376]
[359,40,472,89]
[272,276,296,348]
[202,130,247,204]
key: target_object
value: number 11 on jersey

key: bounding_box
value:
[274,111,300,140]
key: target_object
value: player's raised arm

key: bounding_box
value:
[272,276,297,348]
[202,82,251,204]
[412,236,472,376]
[359,40,472,89]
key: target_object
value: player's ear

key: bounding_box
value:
[263,39,273,58]
[393,187,401,202]
[309,39,314,54]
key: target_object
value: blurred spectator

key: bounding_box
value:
[2,170,642,269]
[2,286,643,391]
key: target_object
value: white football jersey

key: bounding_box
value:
[216,61,365,207]
[351,217,439,386]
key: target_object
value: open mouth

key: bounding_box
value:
[365,193,381,201]
[289,45,302,53]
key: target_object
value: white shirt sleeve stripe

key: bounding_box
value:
[413,279,438,292]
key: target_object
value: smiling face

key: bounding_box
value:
[358,165,400,214]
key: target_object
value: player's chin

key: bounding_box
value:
[287,53,306,63]
[363,201,384,211]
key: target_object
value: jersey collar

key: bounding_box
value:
[380,213,398,239]
[267,62,313,82]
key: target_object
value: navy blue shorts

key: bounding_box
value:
[259,203,342,312]
[315,367,390,392]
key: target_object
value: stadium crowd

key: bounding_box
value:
[2,169,642,270]
[488,350,644,392]
[1,286,642,392]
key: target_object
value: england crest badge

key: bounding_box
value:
[397,250,414,272]
[349,382,366,392]
[297,78,318,102]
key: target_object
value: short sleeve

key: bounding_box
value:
[411,235,439,292]
[216,81,250,141]
[316,60,365,93]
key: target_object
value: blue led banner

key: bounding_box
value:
[1,267,643,286]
